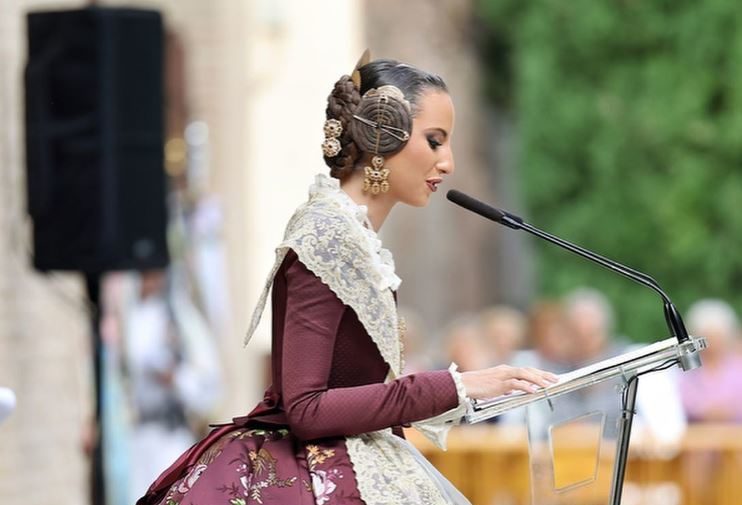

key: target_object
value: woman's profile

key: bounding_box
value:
[137,52,556,505]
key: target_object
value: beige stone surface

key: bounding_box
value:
[0,3,91,503]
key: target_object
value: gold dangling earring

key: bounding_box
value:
[363,155,390,195]
[361,90,393,195]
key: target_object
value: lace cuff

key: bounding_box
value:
[448,362,469,406]
[411,363,472,450]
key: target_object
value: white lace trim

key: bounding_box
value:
[244,173,403,376]
[308,173,401,291]
[448,362,470,406]
[411,363,472,450]
[345,430,451,505]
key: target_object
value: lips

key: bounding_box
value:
[426,178,442,192]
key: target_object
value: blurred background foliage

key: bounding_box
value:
[476,0,742,342]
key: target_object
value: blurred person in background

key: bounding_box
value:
[678,298,742,423]
[100,268,222,504]
[504,290,631,430]
[479,305,527,364]
[442,314,491,373]
[544,288,627,422]
[560,288,687,451]
[677,300,742,504]
[506,300,574,375]
[136,55,557,505]
[499,301,574,426]
[526,301,574,373]
[477,305,528,425]
[563,287,626,368]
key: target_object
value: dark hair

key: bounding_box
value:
[324,59,448,179]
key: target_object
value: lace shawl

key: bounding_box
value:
[244,173,403,377]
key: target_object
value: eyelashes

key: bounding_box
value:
[427,137,442,150]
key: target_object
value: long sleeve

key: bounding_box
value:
[280,254,460,441]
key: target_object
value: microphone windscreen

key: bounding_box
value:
[446,190,505,223]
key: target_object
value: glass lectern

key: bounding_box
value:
[464,336,707,505]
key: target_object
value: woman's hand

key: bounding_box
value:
[461,365,559,400]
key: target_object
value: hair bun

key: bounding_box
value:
[324,75,362,178]
[349,85,412,156]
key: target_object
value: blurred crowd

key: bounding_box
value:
[402,287,742,434]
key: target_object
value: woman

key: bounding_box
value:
[137,54,557,505]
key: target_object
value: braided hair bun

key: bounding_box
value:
[324,75,361,179]
[348,85,411,156]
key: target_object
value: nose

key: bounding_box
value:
[437,150,455,175]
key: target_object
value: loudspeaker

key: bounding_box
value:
[25,7,169,273]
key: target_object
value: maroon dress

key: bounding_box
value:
[137,250,459,505]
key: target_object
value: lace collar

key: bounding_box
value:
[309,174,402,291]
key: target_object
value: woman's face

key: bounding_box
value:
[384,89,455,207]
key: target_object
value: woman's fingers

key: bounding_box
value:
[461,365,561,400]
[505,378,540,395]
[526,367,559,384]
[500,366,558,389]
[509,368,548,389]
[520,367,559,388]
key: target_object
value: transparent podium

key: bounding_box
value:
[464,336,707,505]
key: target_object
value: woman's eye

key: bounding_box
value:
[427,137,442,150]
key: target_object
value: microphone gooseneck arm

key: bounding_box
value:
[446,190,690,344]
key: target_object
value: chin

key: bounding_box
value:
[406,194,431,208]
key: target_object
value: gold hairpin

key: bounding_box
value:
[351,115,410,142]
[351,49,371,90]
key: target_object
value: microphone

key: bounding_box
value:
[447,189,693,353]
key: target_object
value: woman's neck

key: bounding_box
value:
[340,172,396,232]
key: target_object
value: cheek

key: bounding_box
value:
[397,138,435,171]
[385,137,435,195]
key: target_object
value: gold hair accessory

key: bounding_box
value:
[321,118,343,157]
[351,49,371,90]
[353,86,412,195]
[364,88,389,194]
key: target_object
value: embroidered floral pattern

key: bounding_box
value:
[234,446,297,504]
[304,445,344,505]
[176,463,207,494]
[222,431,297,504]
[161,429,300,505]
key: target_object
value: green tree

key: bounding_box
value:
[477,0,742,341]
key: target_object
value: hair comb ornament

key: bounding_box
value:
[351,84,412,194]
[351,49,371,90]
